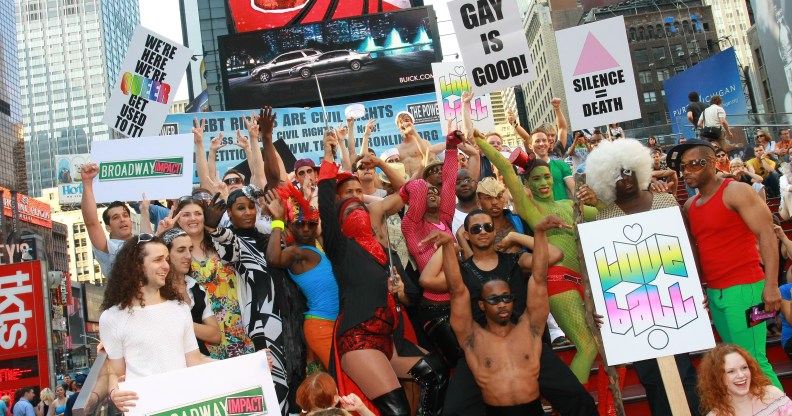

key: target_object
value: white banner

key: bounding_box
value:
[103,26,192,138]
[55,154,89,204]
[577,207,715,365]
[432,62,496,134]
[121,352,279,416]
[89,134,194,203]
[555,16,641,128]
[447,0,537,94]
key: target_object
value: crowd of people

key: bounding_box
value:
[13,91,791,416]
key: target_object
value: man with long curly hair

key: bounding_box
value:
[99,236,215,412]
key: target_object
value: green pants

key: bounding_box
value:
[708,280,782,389]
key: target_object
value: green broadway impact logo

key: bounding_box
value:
[148,386,267,416]
[99,157,184,181]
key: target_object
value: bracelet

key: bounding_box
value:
[271,220,285,230]
[109,388,116,400]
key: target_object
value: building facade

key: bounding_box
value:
[584,0,719,138]
[520,0,571,132]
[0,0,24,192]
[16,0,139,197]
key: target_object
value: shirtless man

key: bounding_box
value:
[396,111,445,178]
[422,215,564,416]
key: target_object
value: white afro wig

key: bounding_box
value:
[584,138,653,204]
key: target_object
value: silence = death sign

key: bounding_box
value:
[448,0,537,95]
[555,16,641,127]
[103,26,192,138]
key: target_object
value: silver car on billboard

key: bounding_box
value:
[288,50,373,79]
[250,49,321,83]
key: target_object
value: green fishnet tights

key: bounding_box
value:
[550,289,599,384]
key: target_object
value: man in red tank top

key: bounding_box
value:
[667,139,783,388]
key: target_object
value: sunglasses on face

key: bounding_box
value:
[428,187,440,195]
[293,220,319,228]
[223,177,243,185]
[137,233,155,245]
[297,168,314,176]
[482,294,515,305]
[680,159,709,173]
[469,222,494,235]
[456,178,475,186]
[717,153,727,158]
[428,167,442,175]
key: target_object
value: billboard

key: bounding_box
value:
[228,0,412,33]
[0,187,52,229]
[163,92,442,182]
[84,283,105,323]
[663,48,749,135]
[55,154,89,205]
[0,261,51,397]
[219,6,441,110]
[751,0,792,121]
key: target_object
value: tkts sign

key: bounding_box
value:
[0,261,51,393]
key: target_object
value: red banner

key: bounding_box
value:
[0,261,51,394]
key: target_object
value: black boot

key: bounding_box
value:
[371,388,411,416]
[424,316,463,368]
[408,351,449,416]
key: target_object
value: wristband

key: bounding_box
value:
[109,388,116,400]
[271,220,285,230]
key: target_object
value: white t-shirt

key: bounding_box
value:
[700,105,726,128]
[99,300,199,379]
[453,208,470,236]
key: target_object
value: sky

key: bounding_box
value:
[139,0,190,102]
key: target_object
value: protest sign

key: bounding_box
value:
[432,62,496,134]
[103,26,192,138]
[89,135,194,203]
[555,16,641,128]
[55,154,89,204]
[163,93,443,183]
[577,207,714,365]
[121,352,278,416]
[447,0,536,94]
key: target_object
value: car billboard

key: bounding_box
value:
[219,6,441,110]
[227,0,413,33]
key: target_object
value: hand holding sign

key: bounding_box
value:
[81,162,99,182]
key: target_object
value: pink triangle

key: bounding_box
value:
[573,32,621,76]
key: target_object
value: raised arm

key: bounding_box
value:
[552,98,568,148]
[523,216,569,334]
[207,133,224,181]
[317,133,347,262]
[509,109,531,147]
[440,132,463,223]
[243,113,266,189]
[263,189,300,268]
[461,90,474,139]
[260,107,286,188]
[80,163,108,253]
[193,118,215,191]
[423,230,474,344]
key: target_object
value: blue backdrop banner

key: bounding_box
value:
[663,47,748,136]
[163,93,442,183]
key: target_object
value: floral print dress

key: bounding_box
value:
[191,254,255,359]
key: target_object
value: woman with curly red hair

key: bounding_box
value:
[698,344,792,415]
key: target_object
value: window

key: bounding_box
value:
[643,92,657,103]
[639,70,652,84]
[649,112,664,124]
[634,49,649,63]
[656,68,670,81]
[652,47,666,60]
[687,41,699,54]
[674,65,687,73]
[673,44,684,56]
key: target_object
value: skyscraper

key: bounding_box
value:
[0,0,24,192]
[16,0,140,197]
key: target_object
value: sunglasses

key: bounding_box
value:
[482,294,515,305]
[427,166,442,175]
[680,159,708,173]
[293,220,319,228]
[296,168,314,176]
[717,153,727,158]
[428,187,440,195]
[137,233,155,245]
[223,177,243,185]
[469,222,494,235]
[456,178,475,186]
